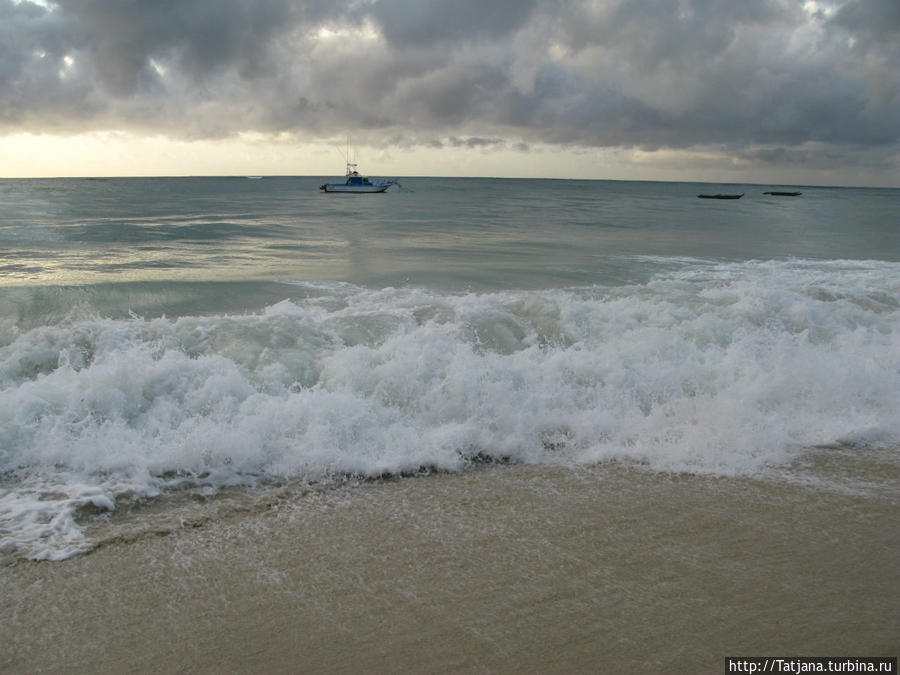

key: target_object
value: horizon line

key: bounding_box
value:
[1,174,897,189]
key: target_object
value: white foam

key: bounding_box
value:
[2,259,898,558]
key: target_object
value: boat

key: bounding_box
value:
[764,191,802,196]
[697,193,743,199]
[319,160,396,193]
[319,162,396,193]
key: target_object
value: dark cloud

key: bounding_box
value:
[829,0,900,45]
[446,136,505,149]
[369,0,543,47]
[0,0,897,179]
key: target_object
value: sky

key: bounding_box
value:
[1,0,898,186]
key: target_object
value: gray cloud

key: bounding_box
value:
[369,0,544,47]
[1,0,897,179]
[829,0,900,45]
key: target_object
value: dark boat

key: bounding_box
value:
[697,193,743,199]
[764,191,802,196]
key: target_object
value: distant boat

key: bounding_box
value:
[698,193,743,199]
[320,162,396,193]
[320,140,396,193]
[764,191,802,196]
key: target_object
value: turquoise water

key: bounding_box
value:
[1,177,898,559]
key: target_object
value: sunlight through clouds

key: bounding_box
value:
[0,0,897,184]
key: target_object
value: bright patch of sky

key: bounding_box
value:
[0,0,897,185]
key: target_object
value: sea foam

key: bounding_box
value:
[1,259,898,558]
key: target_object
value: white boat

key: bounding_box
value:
[320,161,396,193]
[320,140,396,193]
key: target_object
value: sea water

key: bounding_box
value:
[1,176,898,561]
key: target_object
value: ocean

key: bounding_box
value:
[2,176,898,671]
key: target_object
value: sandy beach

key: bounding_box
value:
[3,463,896,673]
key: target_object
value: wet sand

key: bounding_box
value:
[2,464,897,673]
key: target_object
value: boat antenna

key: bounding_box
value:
[343,136,359,176]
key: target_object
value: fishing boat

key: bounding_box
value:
[320,139,398,193]
[764,191,802,196]
[697,193,743,199]
[320,162,396,193]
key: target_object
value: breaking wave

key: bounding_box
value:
[2,259,898,559]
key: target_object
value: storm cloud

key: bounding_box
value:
[2,0,898,175]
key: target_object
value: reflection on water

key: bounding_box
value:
[2,176,898,290]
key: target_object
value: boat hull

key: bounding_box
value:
[321,183,392,193]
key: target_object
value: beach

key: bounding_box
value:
[3,0,900,664]
[1,176,897,672]
[4,462,896,673]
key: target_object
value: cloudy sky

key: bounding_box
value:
[1,0,898,185]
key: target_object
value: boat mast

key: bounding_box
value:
[344,136,359,177]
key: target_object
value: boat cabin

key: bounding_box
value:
[346,171,374,185]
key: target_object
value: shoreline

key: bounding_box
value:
[3,463,897,673]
